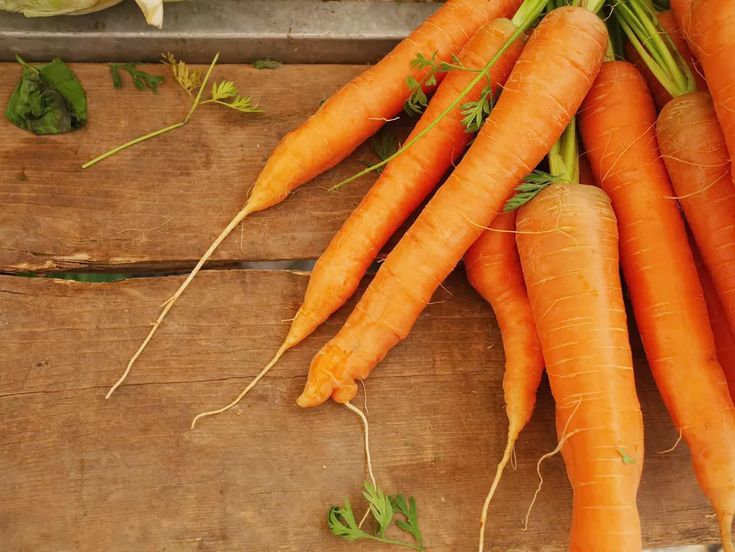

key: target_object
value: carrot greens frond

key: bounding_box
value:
[503,171,565,212]
[405,51,442,115]
[109,62,164,92]
[327,481,425,550]
[83,53,260,168]
[460,84,494,133]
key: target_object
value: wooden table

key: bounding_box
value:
[0,62,719,551]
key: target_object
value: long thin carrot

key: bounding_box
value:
[106,0,522,397]
[190,18,528,427]
[464,211,544,551]
[682,0,735,171]
[516,180,644,552]
[694,245,735,403]
[578,57,735,551]
[297,6,608,408]
[190,18,528,426]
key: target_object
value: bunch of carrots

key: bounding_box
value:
[96,0,735,549]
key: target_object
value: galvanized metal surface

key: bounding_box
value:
[0,0,440,63]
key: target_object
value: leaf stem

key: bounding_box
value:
[548,117,578,184]
[614,0,694,98]
[81,121,185,169]
[184,52,220,123]
[363,534,424,551]
[331,0,547,190]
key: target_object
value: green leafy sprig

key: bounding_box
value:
[328,481,426,551]
[83,52,261,169]
[361,125,400,176]
[460,85,494,133]
[252,58,282,70]
[109,62,164,92]
[503,171,565,212]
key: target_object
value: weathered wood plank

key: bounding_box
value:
[0,62,389,273]
[0,270,718,550]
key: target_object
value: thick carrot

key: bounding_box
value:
[106,0,522,397]
[625,11,704,110]
[464,211,544,551]
[685,0,735,170]
[516,182,644,552]
[297,6,608,408]
[657,91,735,339]
[190,18,527,426]
[578,59,735,550]
[694,245,735,403]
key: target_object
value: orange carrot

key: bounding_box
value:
[578,59,735,550]
[516,182,644,552]
[684,0,735,170]
[191,18,527,426]
[106,0,522,397]
[694,245,735,403]
[297,6,608,408]
[464,211,544,550]
[657,91,735,339]
[625,10,704,110]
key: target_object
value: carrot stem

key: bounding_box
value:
[615,0,694,97]
[548,118,579,183]
[81,121,186,169]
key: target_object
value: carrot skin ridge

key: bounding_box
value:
[297,6,608,408]
[516,183,644,551]
[579,60,735,546]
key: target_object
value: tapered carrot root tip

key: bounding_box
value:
[106,204,253,398]
[478,426,520,552]
[721,512,734,552]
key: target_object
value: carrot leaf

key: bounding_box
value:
[83,52,260,169]
[617,447,636,465]
[503,171,564,212]
[251,58,281,70]
[364,125,400,175]
[109,62,164,93]
[363,481,394,537]
[460,84,494,133]
[391,495,424,547]
[327,482,426,550]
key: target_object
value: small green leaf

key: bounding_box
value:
[390,495,424,547]
[617,447,636,465]
[363,481,394,537]
[328,500,365,541]
[503,170,563,212]
[460,85,493,133]
[252,58,282,70]
[109,62,164,93]
[6,55,87,135]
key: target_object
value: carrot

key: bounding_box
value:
[464,211,544,551]
[190,18,528,426]
[618,0,735,359]
[578,56,735,550]
[683,0,735,170]
[516,180,643,552]
[657,92,735,339]
[625,10,704,110]
[694,245,735,403]
[297,6,608,408]
[106,0,523,397]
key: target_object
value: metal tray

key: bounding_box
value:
[0,0,439,63]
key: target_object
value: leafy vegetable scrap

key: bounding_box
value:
[328,481,425,551]
[83,52,261,168]
[6,55,87,135]
[110,63,164,93]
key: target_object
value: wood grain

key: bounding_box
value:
[0,270,719,551]
[0,62,389,273]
